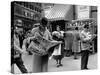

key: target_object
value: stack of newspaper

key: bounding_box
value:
[28,33,60,56]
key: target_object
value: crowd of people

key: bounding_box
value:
[11,17,97,73]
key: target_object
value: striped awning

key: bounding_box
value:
[45,4,72,21]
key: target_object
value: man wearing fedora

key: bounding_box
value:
[23,17,59,72]
[28,17,53,72]
[11,19,28,73]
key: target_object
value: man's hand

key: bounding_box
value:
[21,50,28,54]
[51,40,62,44]
[58,41,63,44]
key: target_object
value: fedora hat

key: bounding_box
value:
[14,19,23,28]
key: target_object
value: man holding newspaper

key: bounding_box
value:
[80,25,97,70]
[22,17,62,72]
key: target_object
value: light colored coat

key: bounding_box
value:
[64,31,74,50]
[80,30,92,51]
[72,31,81,52]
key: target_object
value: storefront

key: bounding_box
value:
[71,19,97,53]
[11,1,42,32]
[73,5,97,31]
[44,4,73,32]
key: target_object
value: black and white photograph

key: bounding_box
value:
[11,1,97,74]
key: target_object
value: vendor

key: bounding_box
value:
[23,17,54,72]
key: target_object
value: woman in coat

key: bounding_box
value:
[72,27,81,59]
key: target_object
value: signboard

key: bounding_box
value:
[76,5,90,20]
[14,4,40,20]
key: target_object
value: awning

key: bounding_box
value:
[45,4,72,21]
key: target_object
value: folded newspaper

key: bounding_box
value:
[27,33,61,56]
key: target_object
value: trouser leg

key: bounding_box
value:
[32,54,42,72]
[74,52,77,59]
[81,50,89,69]
[84,50,89,68]
[81,51,86,69]
[15,57,28,73]
[41,55,48,72]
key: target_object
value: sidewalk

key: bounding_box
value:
[13,53,97,74]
